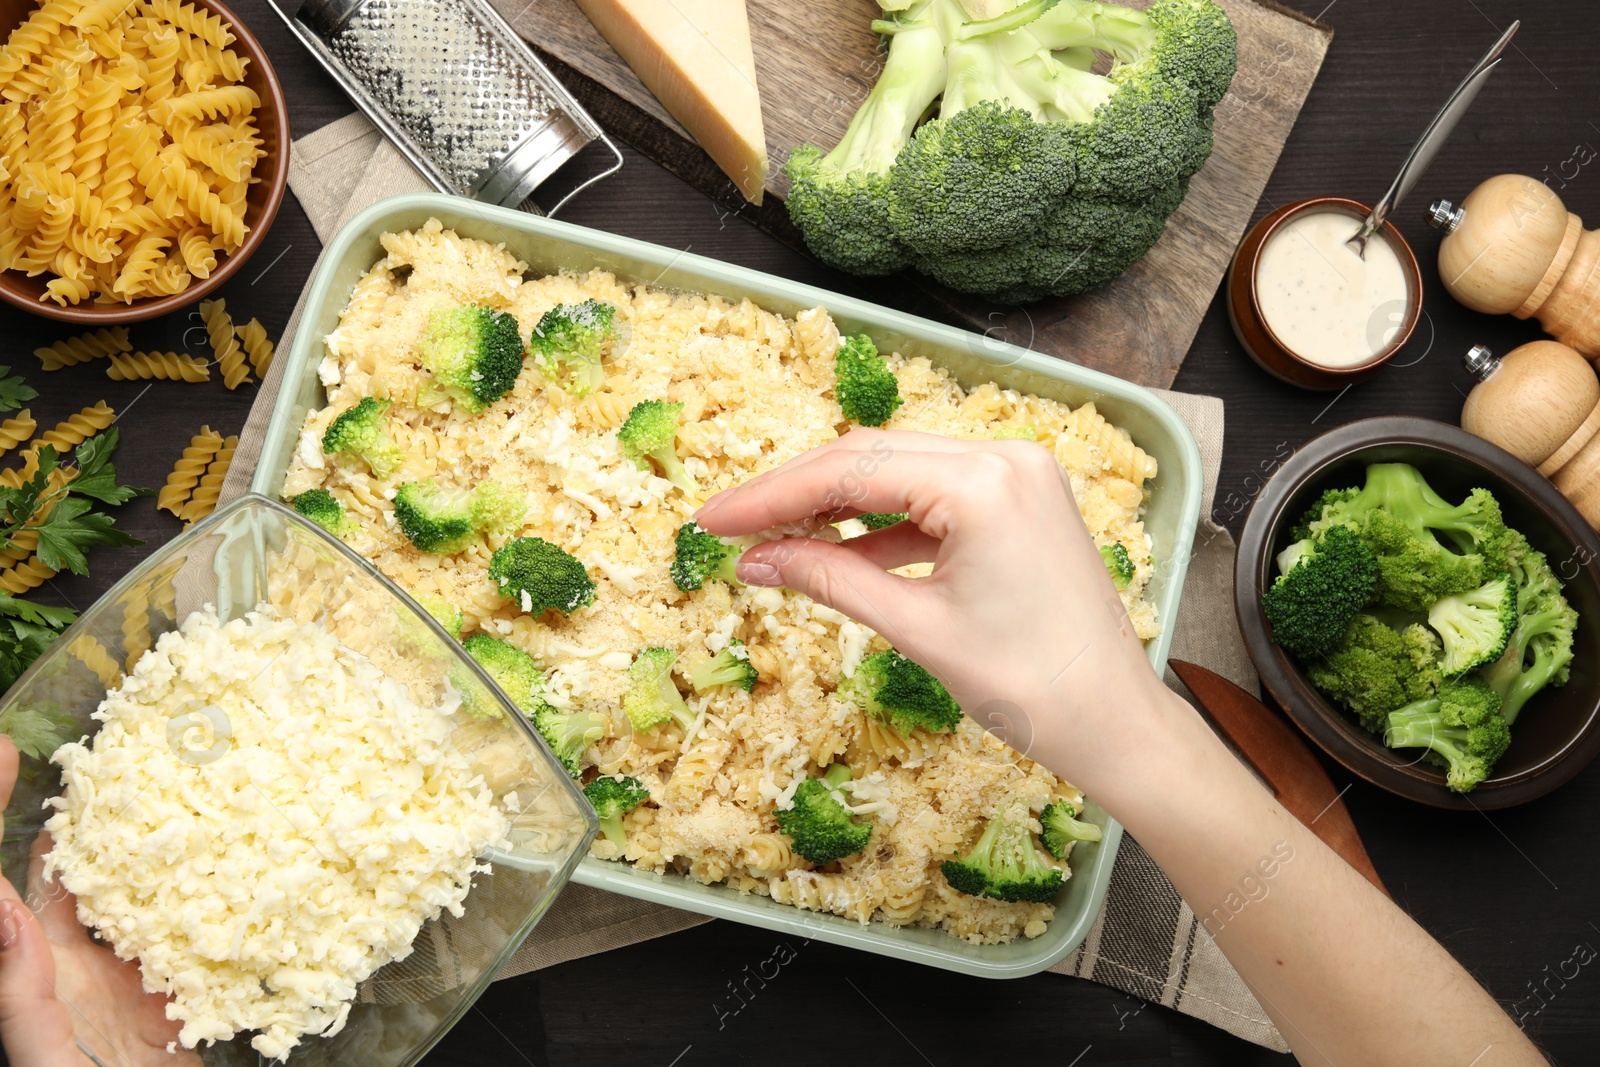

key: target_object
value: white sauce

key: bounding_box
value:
[1255,210,1410,368]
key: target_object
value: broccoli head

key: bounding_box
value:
[858,511,910,530]
[991,424,1037,440]
[584,775,649,846]
[414,592,463,639]
[670,520,745,592]
[784,0,1234,300]
[838,649,962,735]
[290,489,358,537]
[916,177,1187,302]
[1427,573,1517,675]
[1357,509,1486,613]
[834,333,902,427]
[321,397,403,478]
[1100,542,1135,590]
[536,704,607,778]
[775,764,872,866]
[394,479,526,554]
[530,299,617,397]
[623,647,695,732]
[489,536,596,616]
[1385,678,1512,793]
[1039,798,1102,859]
[416,304,525,413]
[617,399,696,494]
[1261,525,1378,661]
[1307,615,1443,732]
[689,639,758,693]
[1482,539,1577,725]
[462,633,546,715]
[941,801,1064,903]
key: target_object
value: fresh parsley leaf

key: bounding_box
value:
[0,592,75,631]
[2,445,59,529]
[66,429,149,505]
[0,699,75,760]
[0,367,37,415]
[32,498,139,575]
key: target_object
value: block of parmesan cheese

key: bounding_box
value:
[573,0,769,204]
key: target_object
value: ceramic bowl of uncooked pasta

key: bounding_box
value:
[0,495,595,1065]
[0,0,289,324]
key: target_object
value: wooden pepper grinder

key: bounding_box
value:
[1428,174,1600,357]
[1460,339,1600,528]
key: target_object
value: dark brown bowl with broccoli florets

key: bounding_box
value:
[1235,417,1600,810]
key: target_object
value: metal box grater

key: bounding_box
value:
[267,0,621,214]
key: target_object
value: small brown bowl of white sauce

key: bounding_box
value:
[1227,197,1424,390]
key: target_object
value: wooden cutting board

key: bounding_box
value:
[498,0,1333,390]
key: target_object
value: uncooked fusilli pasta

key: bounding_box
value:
[0,556,55,594]
[67,633,122,688]
[106,349,208,382]
[199,297,247,388]
[235,316,272,377]
[0,410,34,456]
[177,432,234,524]
[158,423,221,514]
[37,400,114,450]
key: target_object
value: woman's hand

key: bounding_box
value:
[0,735,197,1066]
[694,429,1167,785]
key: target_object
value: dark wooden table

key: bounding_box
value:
[12,0,1600,1062]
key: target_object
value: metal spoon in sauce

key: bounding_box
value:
[1346,21,1519,258]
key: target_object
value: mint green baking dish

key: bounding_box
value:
[252,192,1202,980]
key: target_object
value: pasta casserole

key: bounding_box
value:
[281,219,1162,946]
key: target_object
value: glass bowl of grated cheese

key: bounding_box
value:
[0,494,596,1066]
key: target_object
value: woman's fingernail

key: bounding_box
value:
[0,900,20,952]
[694,496,724,521]
[739,561,782,586]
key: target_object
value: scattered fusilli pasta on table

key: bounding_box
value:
[158,423,222,515]
[0,401,116,488]
[33,325,131,370]
[198,296,248,388]
[0,409,34,457]
[177,431,235,525]
[106,349,209,382]
[0,556,56,594]
[235,315,273,378]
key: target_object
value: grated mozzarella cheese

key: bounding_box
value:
[43,607,511,1060]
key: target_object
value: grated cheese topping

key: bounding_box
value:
[43,607,511,1060]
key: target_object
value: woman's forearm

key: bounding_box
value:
[1070,684,1544,1066]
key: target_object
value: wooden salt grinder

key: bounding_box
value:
[1460,339,1600,529]
[1429,174,1600,357]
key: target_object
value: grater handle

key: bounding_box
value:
[537,132,624,218]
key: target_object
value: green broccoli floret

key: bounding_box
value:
[584,775,649,846]
[1288,486,1360,542]
[394,479,526,553]
[1427,573,1516,675]
[1307,615,1443,732]
[838,649,962,735]
[1261,525,1378,661]
[689,639,758,692]
[321,397,403,478]
[1385,678,1512,793]
[535,704,607,778]
[463,633,545,713]
[530,299,617,397]
[623,647,695,732]
[416,304,525,413]
[834,333,902,427]
[670,520,744,591]
[918,178,1188,302]
[1039,798,1102,859]
[784,0,1234,299]
[858,511,909,530]
[775,763,872,866]
[290,489,358,537]
[1100,542,1134,590]
[617,399,696,494]
[414,592,463,638]
[1481,538,1577,725]
[489,536,596,616]
[991,424,1037,440]
[1357,509,1487,613]
[941,801,1065,903]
